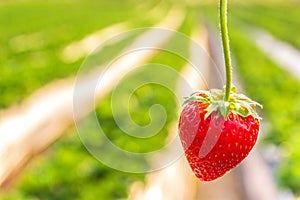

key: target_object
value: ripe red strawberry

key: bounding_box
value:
[178,89,262,181]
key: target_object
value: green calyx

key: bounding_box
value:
[183,87,263,120]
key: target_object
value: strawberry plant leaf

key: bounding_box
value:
[205,103,218,119]
[218,101,230,118]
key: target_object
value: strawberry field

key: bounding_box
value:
[1,0,300,199]
[0,0,168,108]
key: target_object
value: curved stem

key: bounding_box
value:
[219,0,232,101]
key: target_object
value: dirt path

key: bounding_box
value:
[128,26,211,200]
[60,22,130,63]
[252,28,300,80]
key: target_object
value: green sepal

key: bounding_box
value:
[183,87,262,120]
[204,103,218,119]
[218,101,230,119]
[183,95,209,106]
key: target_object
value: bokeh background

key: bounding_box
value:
[1,0,300,199]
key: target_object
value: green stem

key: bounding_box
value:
[219,0,232,101]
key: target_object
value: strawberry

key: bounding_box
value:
[178,88,262,181]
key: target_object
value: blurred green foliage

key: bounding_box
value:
[3,131,144,200]
[2,0,300,198]
[1,0,193,199]
[0,0,164,108]
[231,4,300,49]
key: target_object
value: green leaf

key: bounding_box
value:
[182,96,197,106]
[235,108,249,117]
[182,93,210,106]
[218,101,230,118]
[233,102,241,110]
[205,103,218,119]
[183,87,262,120]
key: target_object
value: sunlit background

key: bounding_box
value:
[1,0,300,199]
